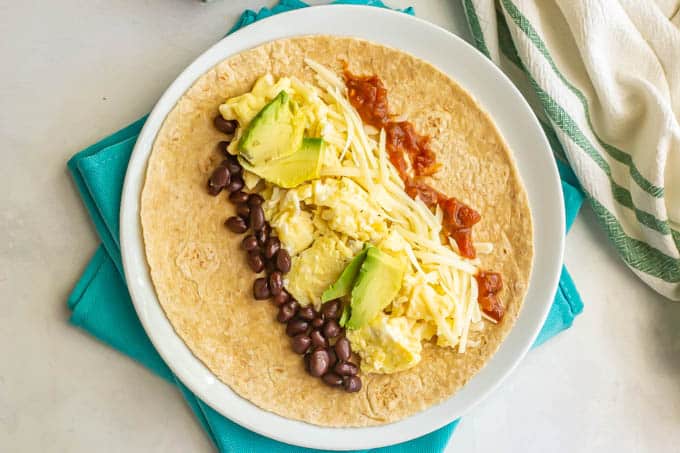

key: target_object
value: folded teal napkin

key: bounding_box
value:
[67,1,584,451]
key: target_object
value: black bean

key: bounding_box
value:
[291,334,311,354]
[263,237,281,259]
[321,300,340,320]
[303,353,311,373]
[322,372,343,387]
[277,301,298,323]
[323,319,341,339]
[298,306,315,321]
[208,165,230,195]
[225,216,247,233]
[218,140,231,156]
[255,230,266,247]
[272,290,289,306]
[310,330,328,348]
[208,182,222,197]
[225,159,242,176]
[229,190,249,204]
[214,116,238,134]
[343,375,362,393]
[249,205,265,231]
[327,348,337,369]
[236,203,250,217]
[246,250,264,273]
[275,249,291,273]
[226,176,244,193]
[311,317,324,329]
[286,318,309,337]
[266,260,279,275]
[236,204,250,219]
[334,337,351,362]
[269,271,283,296]
[241,235,258,252]
[334,361,358,376]
[247,193,264,207]
[309,349,330,377]
[253,278,270,300]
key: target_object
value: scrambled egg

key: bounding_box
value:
[285,234,355,307]
[266,177,389,308]
[312,178,388,242]
[262,185,313,255]
[346,314,426,374]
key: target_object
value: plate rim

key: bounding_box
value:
[120,5,565,450]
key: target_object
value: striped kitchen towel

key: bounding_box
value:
[462,0,680,300]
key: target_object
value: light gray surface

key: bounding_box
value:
[0,1,678,452]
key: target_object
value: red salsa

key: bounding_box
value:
[345,72,441,180]
[404,180,481,259]
[475,272,504,322]
[344,73,389,129]
[344,70,505,320]
[385,121,440,178]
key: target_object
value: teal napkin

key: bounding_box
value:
[67,1,584,451]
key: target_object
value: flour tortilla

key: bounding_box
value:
[140,36,533,427]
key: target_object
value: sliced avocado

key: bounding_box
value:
[321,247,368,303]
[238,137,324,188]
[339,304,350,327]
[238,91,304,166]
[346,246,405,330]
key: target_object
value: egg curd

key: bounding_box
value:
[218,61,491,374]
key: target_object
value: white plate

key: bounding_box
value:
[120,5,564,450]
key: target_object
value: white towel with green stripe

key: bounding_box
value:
[462,0,680,300]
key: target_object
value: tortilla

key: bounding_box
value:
[140,36,533,426]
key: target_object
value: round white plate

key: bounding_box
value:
[120,5,564,450]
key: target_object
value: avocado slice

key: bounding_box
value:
[346,246,405,330]
[238,90,304,166]
[238,137,324,188]
[339,304,350,327]
[321,247,368,303]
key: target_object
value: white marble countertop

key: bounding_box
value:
[1,1,679,451]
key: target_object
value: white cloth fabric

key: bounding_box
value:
[463,0,680,300]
